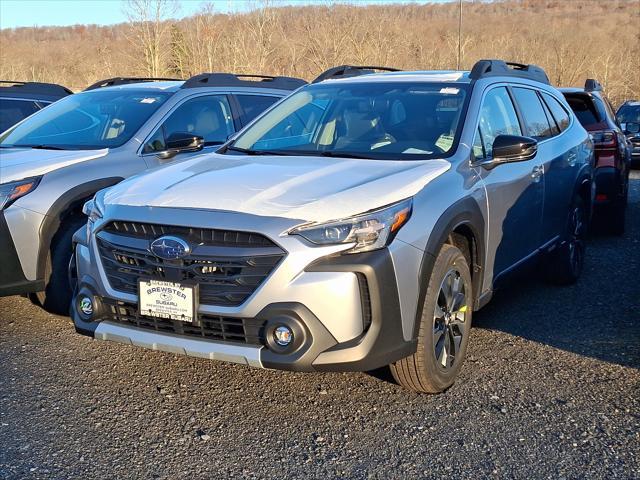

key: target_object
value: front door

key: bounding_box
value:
[473,86,544,278]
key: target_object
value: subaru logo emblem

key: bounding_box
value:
[150,236,191,260]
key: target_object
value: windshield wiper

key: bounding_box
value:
[318,150,372,160]
[225,145,290,156]
[20,144,66,150]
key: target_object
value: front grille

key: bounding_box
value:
[103,300,265,345]
[97,221,285,307]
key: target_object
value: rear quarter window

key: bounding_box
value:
[541,92,571,132]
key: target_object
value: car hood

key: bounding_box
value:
[104,154,451,224]
[0,147,109,183]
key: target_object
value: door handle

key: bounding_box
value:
[531,165,543,181]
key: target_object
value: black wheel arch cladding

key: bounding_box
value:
[37,177,123,282]
[414,196,485,340]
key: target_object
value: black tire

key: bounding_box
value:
[30,216,86,315]
[546,196,587,285]
[390,244,473,394]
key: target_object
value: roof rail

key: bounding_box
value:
[181,73,307,91]
[312,65,401,84]
[584,78,603,92]
[84,77,182,91]
[0,81,73,97]
[469,59,550,85]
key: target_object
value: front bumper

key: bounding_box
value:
[71,208,420,372]
[0,210,43,296]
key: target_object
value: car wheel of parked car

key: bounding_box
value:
[30,216,86,315]
[546,196,587,285]
[390,244,473,393]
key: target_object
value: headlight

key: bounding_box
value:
[289,198,412,253]
[0,177,41,210]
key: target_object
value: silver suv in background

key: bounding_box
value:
[72,61,594,393]
[0,73,306,314]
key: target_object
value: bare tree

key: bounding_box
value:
[123,0,178,77]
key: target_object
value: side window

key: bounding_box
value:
[0,98,40,132]
[236,95,279,125]
[144,95,234,153]
[472,128,485,159]
[477,87,522,158]
[512,87,554,139]
[541,93,571,132]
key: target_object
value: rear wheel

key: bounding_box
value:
[30,216,86,315]
[546,196,587,285]
[390,244,473,393]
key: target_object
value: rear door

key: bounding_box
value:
[512,86,573,244]
[473,86,544,277]
[538,91,582,241]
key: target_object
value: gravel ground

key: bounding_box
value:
[1,173,639,480]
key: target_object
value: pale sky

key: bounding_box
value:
[0,0,451,29]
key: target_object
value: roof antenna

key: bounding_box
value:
[457,0,463,70]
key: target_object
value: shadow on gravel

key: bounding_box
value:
[472,175,640,369]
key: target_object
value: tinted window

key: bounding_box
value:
[232,82,470,160]
[0,90,170,149]
[616,104,640,124]
[476,87,522,158]
[0,99,40,133]
[236,95,279,124]
[144,95,234,153]
[512,87,554,139]
[564,94,600,128]
[542,93,571,132]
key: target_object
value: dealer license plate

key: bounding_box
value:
[138,279,197,322]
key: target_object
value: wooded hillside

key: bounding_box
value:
[1,0,638,104]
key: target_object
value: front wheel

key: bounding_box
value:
[390,244,473,393]
[30,216,86,315]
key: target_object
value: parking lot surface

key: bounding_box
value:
[1,173,639,480]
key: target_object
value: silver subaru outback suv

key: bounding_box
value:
[72,61,594,393]
[0,73,306,314]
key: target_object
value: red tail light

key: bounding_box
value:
[591,130,617,148]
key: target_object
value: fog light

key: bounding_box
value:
[273,325,294,346]
[78,295,93,317]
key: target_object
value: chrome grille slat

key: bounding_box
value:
[97,221,285,307]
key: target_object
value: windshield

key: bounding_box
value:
[229,82,469,160]
[0,90,171,150]
[616,104,640,124]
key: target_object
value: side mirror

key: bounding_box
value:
[623,122,640,134]
[156,132,204,160]
[478,135,537,169]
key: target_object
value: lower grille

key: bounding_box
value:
[103,300,265,346]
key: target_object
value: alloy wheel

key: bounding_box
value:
[433,269,468,370]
